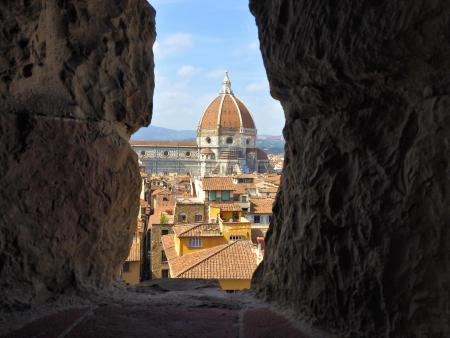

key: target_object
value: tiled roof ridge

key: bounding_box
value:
[176,241,240,277]
[176,223,203,236]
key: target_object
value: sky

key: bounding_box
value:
[132,0,284,137]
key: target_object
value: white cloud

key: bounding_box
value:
[248,41,259,49]
[177,65,197,77]
[163,33,193,47]
[206,68,227,78]
[245,82,267,92]
[154,33,193,58]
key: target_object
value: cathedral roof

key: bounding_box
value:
[198,72,256,130]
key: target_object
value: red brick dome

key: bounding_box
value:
[198,72,256,130]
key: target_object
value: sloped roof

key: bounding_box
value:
[126,237,140,262]
[233,183,256,195]
[250,198,275,214]
[209,201,242,212]
[172,223,222,238]
[259,187,279,194]
[202,176,235,191]
[161,237,257,279]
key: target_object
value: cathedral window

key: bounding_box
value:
[226,137,233,144]
[163,150,169,156]
[185,151,190,157]
[246,138,250,145]
[206,137,211,143]
[141,151,145,155]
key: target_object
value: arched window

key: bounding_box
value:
[229,235,242,241]
[226,137,233,144]
[179,213,187,223]
[163,150,169,157]
[141,150,145,155]
[189,237,202,248]
[185,151,191,157]
[206,137,211,143]
[246,138,250,145]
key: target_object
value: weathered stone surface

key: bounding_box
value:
[0,0,155,311]
[250,1,450,337]
[0,0,154,134]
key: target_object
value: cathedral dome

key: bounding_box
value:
[198,72,256,130]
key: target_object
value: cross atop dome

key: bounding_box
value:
[220,71,233,95]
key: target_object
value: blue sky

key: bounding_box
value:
[133,0,284,137]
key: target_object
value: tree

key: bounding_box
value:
[160,213,168,224]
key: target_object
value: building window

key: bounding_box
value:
[179,213,187,223]
[230,235,242,241]
[226,137,233,144]
[194,214,203,222]
[163,150,169,156]
[241,195,247,202]
[161,250,167,263]
[123,262,130,273]
[269,216,272,223]
[161,269,169,278]
[161,229,169,236]
[254,215,261,223]
[206,137,211,143]
[246,138,250,145]
[140,150,145,155]
[189,237,202,248]
[209,191,216,201]
[185,151,191,157]
[221,191,230,201]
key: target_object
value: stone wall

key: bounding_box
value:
[175,204,205,224]
[150,224,173,279]
[250,1,450,337]
[0,0,155,310]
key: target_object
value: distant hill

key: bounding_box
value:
[132,125,196,141]
[131,126,284,154]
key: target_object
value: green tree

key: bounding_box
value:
[160,213,168,224]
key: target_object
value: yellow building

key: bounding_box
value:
[209,202,251,241]
[162,235,257,290]
[160,202,257,290]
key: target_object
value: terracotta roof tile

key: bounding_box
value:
[250,198,275,214]
[172,223,223,238]
[161,235,178,261]
[209,201,242,212]
[233,183,256,195]
[234,97,256,129]
[199,93,256,130]
[202,176,235,190]
[173,241,258,279]
[126,237,140,262]
[259,187,279,194]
